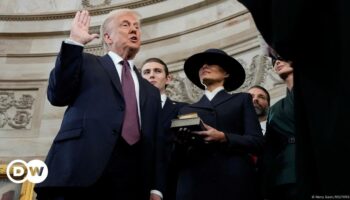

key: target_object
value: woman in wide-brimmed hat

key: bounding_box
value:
[173,49,263,200]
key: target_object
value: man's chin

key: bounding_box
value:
[125,46,140,58]
[279,70,293,80]
[128,45,140,51]
[254,108,263,115]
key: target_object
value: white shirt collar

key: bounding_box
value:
[260,120,267,135]
[107,51,134,70]
[204,86,225,101]
[161,94,167,108]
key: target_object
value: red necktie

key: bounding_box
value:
[120,60,140,145]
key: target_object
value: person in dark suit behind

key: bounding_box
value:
[174,49,263,200]
[248,85,270,135]
[141,57,187,200]
[141,58,187,130]
[247,85,270,169]
[35,9,165,200]
[261,50,296,200]
[237,0,350,198]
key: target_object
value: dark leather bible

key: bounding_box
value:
[171,113,205,144]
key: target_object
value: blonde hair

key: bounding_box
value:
[100,9,141,52]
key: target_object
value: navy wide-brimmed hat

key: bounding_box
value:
[184,48,245,91]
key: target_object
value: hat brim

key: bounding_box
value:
[184,52,245,91]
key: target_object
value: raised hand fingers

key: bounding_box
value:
[73,10,81,25]
[70,10,98,44]
[81,10,89,26]
[73,10,89,25]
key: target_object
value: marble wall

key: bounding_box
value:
[0,0,286,164]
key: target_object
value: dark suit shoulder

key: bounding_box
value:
[83,52,101,59]
[178,103,196,115]
[167,98,188,108]
[140,77,159,93]
[60,42,102,66]
[138,76,161,103]
[60,42,102,64]
[229,92,253,102]
[83,53,101,64]
[231,92,251,98]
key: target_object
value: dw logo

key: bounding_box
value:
[6,159,48,184]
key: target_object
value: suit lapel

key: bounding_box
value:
[99,55,123,96]
[162,98,178,124]
[189,95,214,110]
[210,90,233,107]
[190,91,232,110]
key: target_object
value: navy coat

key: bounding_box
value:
[36,43,165,194]
[175,91,263,200]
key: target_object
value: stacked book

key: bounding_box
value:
[171,112,205,144]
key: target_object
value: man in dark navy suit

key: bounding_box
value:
[35,9,164,200]
[141,58,187,135]
[141,58,187,200]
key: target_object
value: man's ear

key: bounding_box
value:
[166,74,172,85]
[104,33,112,44]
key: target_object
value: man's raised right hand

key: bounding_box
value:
[69,10,99,45]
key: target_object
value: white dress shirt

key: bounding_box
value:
[260,120,267,135]
[204,86,225,101]
[161,94,167,108]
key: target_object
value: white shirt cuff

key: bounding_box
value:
[64,38,84,47]
[150,190,163,199]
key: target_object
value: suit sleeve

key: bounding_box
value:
[225,93,264,155]
[47,42,84,106]
[152,90,167,195]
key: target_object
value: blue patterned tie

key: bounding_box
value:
[120,60,140,145]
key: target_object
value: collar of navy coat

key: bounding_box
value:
[98,54,147,112]
[190,90,235,110]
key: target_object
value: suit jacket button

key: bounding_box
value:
[112,129,118,135]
